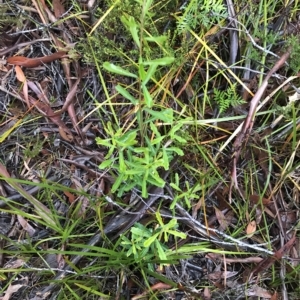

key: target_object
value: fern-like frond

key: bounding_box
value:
[214,84,246,114]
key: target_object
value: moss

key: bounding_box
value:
[77,0,179,67]
[0,4,22,29]
[287,35,300,73]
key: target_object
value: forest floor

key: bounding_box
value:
[0,0,299,299]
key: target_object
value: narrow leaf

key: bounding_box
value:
[143,57,175,66]
[98,159,113,169]
[165,147,184,156]
[144,232,160,247]
[103,62,137,78]
[143,64,157,85]
[0,163,57,227]
[167,230,187,239]
[115,85,138,105]
[145,35,167,43]
[155,240,167,260]
[7,51,67,68]
[142,85,153,108]
[121,15,140,48]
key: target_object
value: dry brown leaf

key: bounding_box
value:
[4,258,26,269]
[41,77,81,118]
[59,126,73,142]
[249,194,271,206]
[255,207,263,224]
[63,190,76,204]
[7,51,67,68]
[15,65,26,82]
[215,207,230,231]
[251,235,296,278]
[44,78,82,138]
[280,210,297,231]
[203,286,211,300]
[17,215,36,237]
[22,80,29,109]
[1,278,28,300]
[15,66,30,109]
[22,86,73,137]
[207,271,238,280]
[246,285,272,298]
[131,282,172,300]
[246,220,256,237]
[270,291,278,300]
[53,0,65,18]
[77,197,90,219]
[57,245,66,269]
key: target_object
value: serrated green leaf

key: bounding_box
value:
[103,62,137,78]
[149,121,161,137]
[131,227,150,237]
[121,236,131,245]
[121,181,136,195]
[152,136,165,145]
[124,169,142,175]
[167,218,177,228]
[142,177,147,198]
[143,0,153,15]
[147,173,165,187]
[117,130,137,147]
[169,122,183,135]
[132,147,148,153]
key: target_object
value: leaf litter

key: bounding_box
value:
[0,1,299,299]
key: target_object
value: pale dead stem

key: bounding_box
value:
[229,48,292,201]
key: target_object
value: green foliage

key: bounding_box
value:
[120,211,186,267]
[177,0,227,32]
[23,136,44,159]
[0,5,22,29]
[170,173,202,209]
[97,119,186,198]
[96,0,188,198]
[213,83,246,114]
[286,35,300,73]
[78,0,176,66]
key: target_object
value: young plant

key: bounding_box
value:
[169,173,202,209]
[177,0,227,32]
[96,120,186,197]
[96,0,187,197]
[214,83,246,114]
[120,211,186,267]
